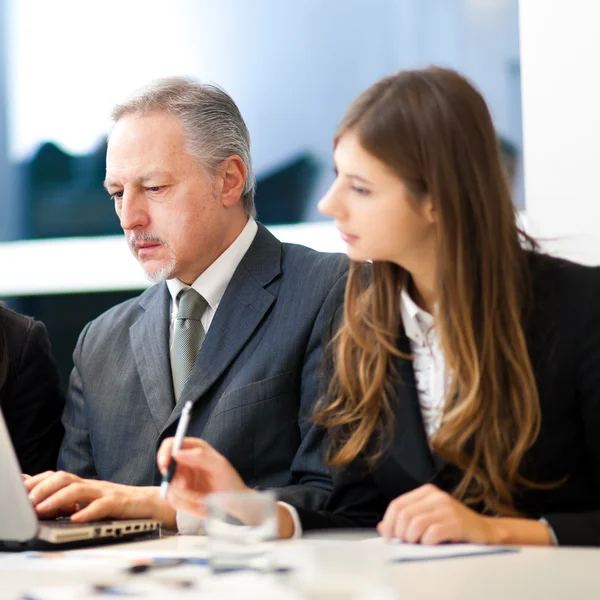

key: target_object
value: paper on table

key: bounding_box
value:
[19,581,200,600]
[0,552,120,573]
[22,573,301,600]
[0,547,208,574]
[69,548,208,560]
[361,537,518,562]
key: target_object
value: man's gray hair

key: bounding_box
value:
[111,76,256,218]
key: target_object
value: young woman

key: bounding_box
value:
[0,305,64,475]
[157,67,600,546]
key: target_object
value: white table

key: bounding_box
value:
[1,535,599,599]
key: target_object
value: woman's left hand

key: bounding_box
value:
[377,484,498,544]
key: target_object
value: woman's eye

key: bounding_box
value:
[351,186,371,196]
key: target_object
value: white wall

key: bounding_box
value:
[0,222,345,296]
[6,0,521,218]
[520,0,600,264]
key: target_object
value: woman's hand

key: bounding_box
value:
[377,484,554,545]
[377,484,498,544]
[156,437,250,518]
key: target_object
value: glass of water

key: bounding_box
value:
[205,490,277,573]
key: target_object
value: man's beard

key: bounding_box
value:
[128,231,178,283]
[144,258,177,283]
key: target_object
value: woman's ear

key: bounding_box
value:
[423,195,438,224]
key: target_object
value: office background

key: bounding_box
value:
[0,0,526,387]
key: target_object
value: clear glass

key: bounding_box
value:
[205,490,277,573]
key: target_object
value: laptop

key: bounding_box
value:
[0,411,161,551]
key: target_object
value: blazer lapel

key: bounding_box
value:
[162,224,281,431]
[129,284,175,430]
[387,334,438,484]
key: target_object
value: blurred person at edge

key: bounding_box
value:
[0,305,64,475]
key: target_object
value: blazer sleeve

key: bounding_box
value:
[273,268,348,511]
[57,322,98,478]
[5,320,65,475]
[542,267,600,546]
[293,459,389,531]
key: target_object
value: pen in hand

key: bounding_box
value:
[160,400,194,500]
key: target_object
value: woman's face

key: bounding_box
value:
[318,131,437,270]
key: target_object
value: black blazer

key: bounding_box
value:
[295,254,600,546]
[0,305,64,475]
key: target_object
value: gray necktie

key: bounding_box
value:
[172,288,208,400]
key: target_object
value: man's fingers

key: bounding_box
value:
[28,472,81,505]
[167,486,207,519]
[173,448,209,468]
[34,484,103,516]
[23,471,57,492]
[157,437,209,471]
[157,439,175,471]
[69,497,125,523]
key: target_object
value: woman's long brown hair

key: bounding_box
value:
[316,67,541,517]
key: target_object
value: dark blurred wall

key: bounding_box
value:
[14,291,140,392]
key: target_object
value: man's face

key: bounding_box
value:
[105,111,231,284]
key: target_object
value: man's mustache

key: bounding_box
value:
[128,232,163,250]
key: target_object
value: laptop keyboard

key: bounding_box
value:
[40,518,100,529]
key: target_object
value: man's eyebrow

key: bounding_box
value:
[103,171,171,191]
[138,171,170,185]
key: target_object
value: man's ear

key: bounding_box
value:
[217,156,247,208]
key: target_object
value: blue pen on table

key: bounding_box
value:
[160,400,194,500]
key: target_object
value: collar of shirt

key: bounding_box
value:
[166,217,258,326]
[400,287,435,344]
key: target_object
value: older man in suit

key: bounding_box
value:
[24,77,347,531]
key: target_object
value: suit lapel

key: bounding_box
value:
[130,284,175,431]
[387,334,438,484]
[161,224,281,432]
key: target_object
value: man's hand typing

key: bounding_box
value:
[23,471,177,530]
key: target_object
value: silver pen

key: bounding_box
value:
[159,400,194,499]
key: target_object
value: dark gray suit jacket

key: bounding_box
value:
[58,224,348,510]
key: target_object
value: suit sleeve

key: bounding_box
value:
[57,322,98,478]
[8,320,65,475]
[294,459,389,531]
[543,267,600,546]
[273,267,348,510]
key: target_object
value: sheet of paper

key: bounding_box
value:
[361,538,518,562]
[21,572,301,600]
[0,552,121,572]
[17,581,200,600]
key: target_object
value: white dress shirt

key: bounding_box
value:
[166,217,258,356]
[400,289,450,443]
